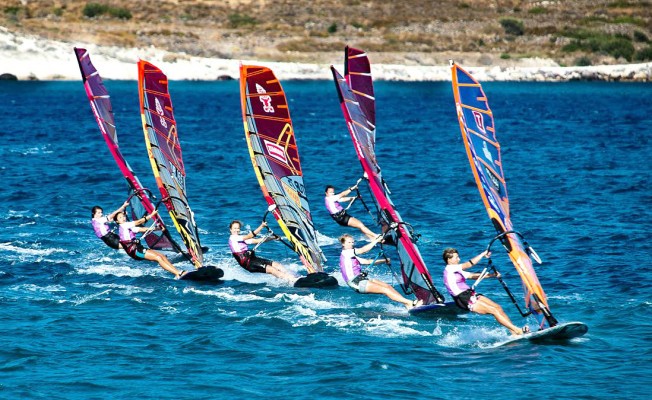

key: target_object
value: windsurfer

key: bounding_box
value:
[325,184,378,241]
[228,220,298,284]
[91,201,129,249]
[442,247,529,336]
[340,234,423,310]
[115,210,185,279]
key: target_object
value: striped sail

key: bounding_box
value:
[138,60,203,268]
[240,64,325,274]
[74,48,180,252]
[451,62,553,328]
[332,64,445,305]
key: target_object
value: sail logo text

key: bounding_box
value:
[263,140,288,165]
[256,83,274,113]
[154,98,168,128]
[473,110,485,133]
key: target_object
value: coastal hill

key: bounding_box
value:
[2,0,651,68]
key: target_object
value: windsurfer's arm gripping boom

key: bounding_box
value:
[338,177,364,200]
[353,236,389,265]
[460,250,500,279]
[106,201,130,222]
[340,178,364,209]
[131,210,164,234]
[244,221,266,240]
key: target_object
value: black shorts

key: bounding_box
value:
[121,240,147,260]
[233,251,272,274]
[453,289,482,311]
[101,232,121,249]
[330,210,352,226]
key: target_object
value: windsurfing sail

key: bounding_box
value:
[138,60,203,269]
[74,47,180,253]
[332,50,445,304]
[239,64,325,274]
[451,61,557,328]
[344,46,376,130]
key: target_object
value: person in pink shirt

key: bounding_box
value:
[116,210,185,279]
[90,201,129,249]
[228,220,297,284]
[442,247,528,336]
[339,234,422,310]
[324,184,378,241]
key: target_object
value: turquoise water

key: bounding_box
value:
[1,79,650,399]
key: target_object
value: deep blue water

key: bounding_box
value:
[1,78,650,399]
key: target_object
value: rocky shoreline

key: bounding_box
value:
[1,27,650,82]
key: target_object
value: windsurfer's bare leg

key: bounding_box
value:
[366,280,423,309]
[144,249,181,278]
[472,296,524,335]
[347,217,378,240]
[267,262,297,284]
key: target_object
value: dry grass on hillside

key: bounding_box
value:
[2,0,651,66]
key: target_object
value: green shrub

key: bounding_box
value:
[612,15,645,26]
[227,13,257,28]
[575,56,592,66]
[529,6,547,14]
[562,41,583,52]
[108,7,131,20]
[83,3,131,19]
[328,23,337,34]
[561,30,636,61]
[601,37,635,60]
[608,0,632,7]
[500,53,511,59]
[83,3,108,18]
[634,45,652,61]
[4,6,20,15]
[634,30,649,43]
[500,18,524,36]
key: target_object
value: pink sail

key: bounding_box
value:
[332,59,444,305]
[74,48,179,252]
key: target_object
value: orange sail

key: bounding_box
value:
[451,62,556,328]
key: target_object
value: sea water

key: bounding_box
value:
[0,79,650,399]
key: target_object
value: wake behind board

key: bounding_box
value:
[497,321,588,346]
[409,301,468,317]
[180,266,224,282]
[294,272,339,289]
